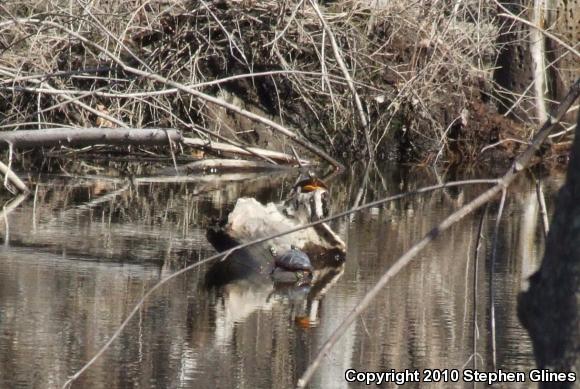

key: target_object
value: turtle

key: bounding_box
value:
[292,173,328,194]
[270,245,313,273]
[269,246,314,285]
[283,172,330,223]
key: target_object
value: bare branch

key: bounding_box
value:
[0,128,182,149]
[308,0,373,159]
[0,160,30,194]
[183,137,309,165]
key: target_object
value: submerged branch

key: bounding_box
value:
[182,137,309,165]
[0,160,30,194]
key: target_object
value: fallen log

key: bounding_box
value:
[0,128,182,149]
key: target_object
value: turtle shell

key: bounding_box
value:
[275,247,313,272]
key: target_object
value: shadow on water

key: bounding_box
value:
[0,163,563,388]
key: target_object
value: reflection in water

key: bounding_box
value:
[0,166,561,388]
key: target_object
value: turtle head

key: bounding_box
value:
[269,246,278,257]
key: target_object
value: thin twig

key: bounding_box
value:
[535,179,549,238]
[265,0,305,47]
[489,189,506,371]
[307,0,373,160]
[481,138,530,154]
[0,70,380,92]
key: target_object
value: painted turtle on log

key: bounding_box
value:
[269,246,313,284]
[292,173,328,194]
[283,172,330,223]
[270,246,313,272]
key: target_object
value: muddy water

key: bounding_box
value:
[0,164,561,388]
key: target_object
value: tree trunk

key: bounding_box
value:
[518,100,580,387]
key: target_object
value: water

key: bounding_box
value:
[0,164,562,388]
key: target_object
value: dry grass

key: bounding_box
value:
[0,0,504,163]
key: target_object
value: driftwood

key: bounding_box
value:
[158,159,290,175]
[0,160,30,193]
[182,137,309,165]
[0,128,182,149]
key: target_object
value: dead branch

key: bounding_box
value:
[165,158,290,174]
[0,70,367,94]
[535,179,550,238]
[0,128,182,149]
[182,137,309,165]
[296,78,580,388]
[307,0,373,159]
[0,160,30,193]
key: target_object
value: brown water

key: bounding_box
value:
[0,163,561,388]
